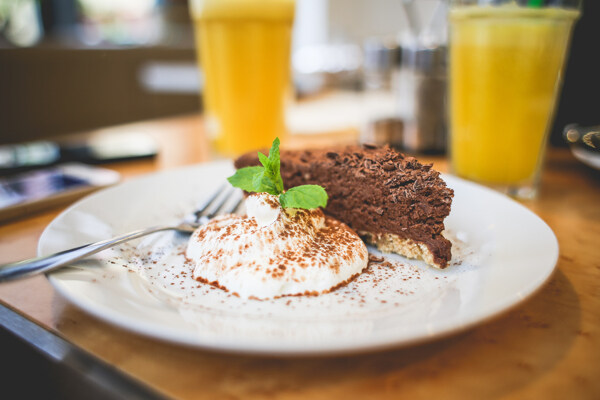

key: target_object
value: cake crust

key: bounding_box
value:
[235,144,454,268]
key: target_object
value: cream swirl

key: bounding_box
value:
[186,193,368,299]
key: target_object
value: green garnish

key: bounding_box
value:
[279,185,328,209]
[227,138,328,210]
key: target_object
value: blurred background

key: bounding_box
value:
[0,0,598,147]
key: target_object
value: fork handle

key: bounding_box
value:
[0,225,174,282]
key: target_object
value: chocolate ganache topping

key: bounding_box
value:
[235,144,454,268]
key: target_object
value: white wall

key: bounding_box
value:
[294,0,439,47]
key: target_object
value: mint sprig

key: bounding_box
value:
[227,138,328,210]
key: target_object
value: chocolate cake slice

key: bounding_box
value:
[234,144,454,269]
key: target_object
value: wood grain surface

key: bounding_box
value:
[1,115,599,399]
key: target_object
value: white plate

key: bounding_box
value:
[40,161,558,355]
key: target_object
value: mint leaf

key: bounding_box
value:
[279,185,328,210]
[228,138,282,195]
[227,166,263,192]
[270,140,284,193]
[257,152,270,169]
[268,137,280,162]
[268,137,281,175]
[257,152,282,194]
[259,138,284,194]
[252,169,279,195]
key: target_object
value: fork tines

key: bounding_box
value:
[194,185,244,222]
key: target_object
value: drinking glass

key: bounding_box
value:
[448,0,581,199]
[190,0,295,156]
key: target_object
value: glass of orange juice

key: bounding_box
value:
[189,0,295,157]
[448,0,581,199]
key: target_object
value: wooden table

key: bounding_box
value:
[1,115,599,399]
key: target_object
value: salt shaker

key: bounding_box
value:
[398,0,448,154]
[360,38,404,148]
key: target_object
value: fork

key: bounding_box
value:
[0,185,243,282]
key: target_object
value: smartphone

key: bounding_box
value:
[0,133,157,176]
[0,163,120,223]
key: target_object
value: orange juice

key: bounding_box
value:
[449,6,579,190]
[190,0,295,156]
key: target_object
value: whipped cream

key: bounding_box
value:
[186,193,368,299]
